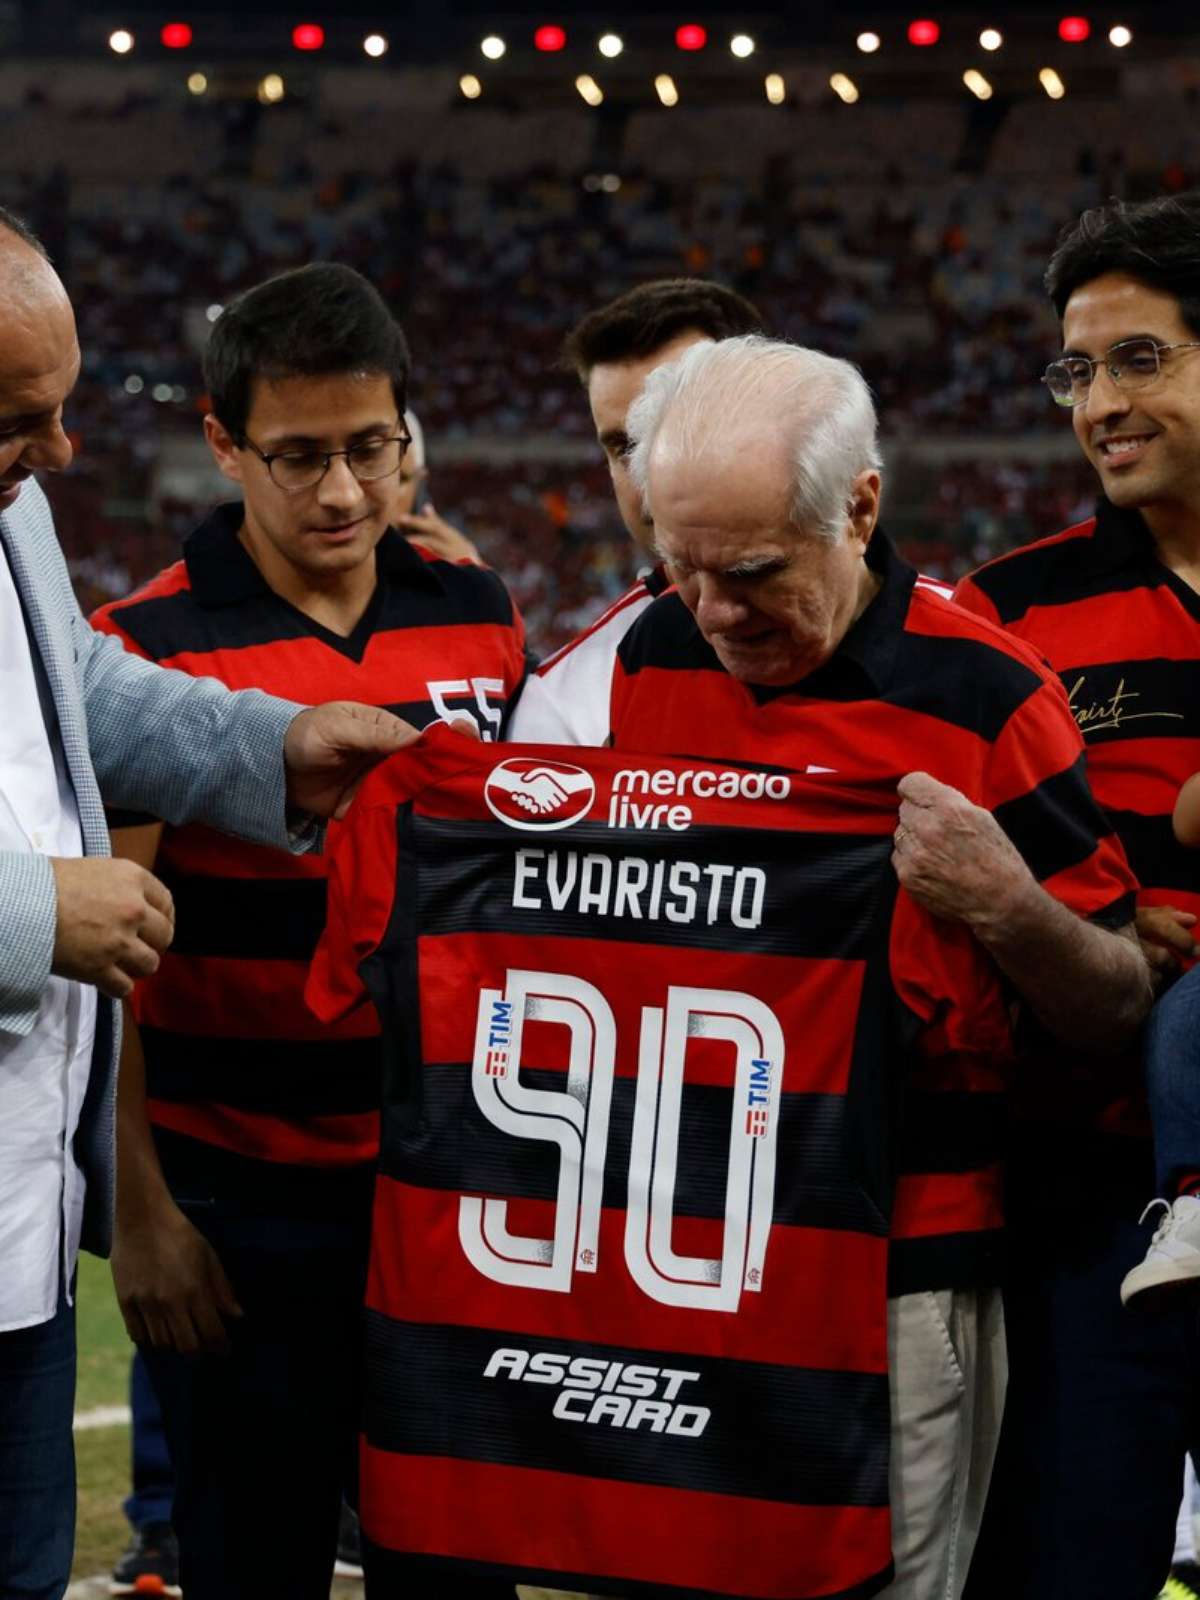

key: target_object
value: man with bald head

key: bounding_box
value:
[0,210,418,1596]
[601,334,1152,1597]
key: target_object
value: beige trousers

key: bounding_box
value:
[518,1286,1007,1600]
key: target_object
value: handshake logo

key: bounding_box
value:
[485,758,596,833]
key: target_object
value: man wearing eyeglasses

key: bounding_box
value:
[90,263,526,1599]
[957,194,1200,1600]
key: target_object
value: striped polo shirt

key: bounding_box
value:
[90,502,526,1201]
[608,531,1137,1291]
[956,496,1200,1134]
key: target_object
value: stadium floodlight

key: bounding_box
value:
[363,33,388,57]
[856,31,881,53]
[1058,16,1090,41]
[534,25,567,51]
[480,35,506,60]
[1109,23,1132,46]
[161,23,192,48]
[291,23,324,51]
[108,29,135,54]
[907,19,940,46]
[598,33,623,58]
[1039,65,1066,97]
[979,28,1002,50]
[123,375,144,395]
[576,74,604,106]
[675,24,707,51]
[206,304,223,322]
[963,68,993,99]
[655,73,680,106]
[152,384,174,404]
[460,73,483,98]
[830,72,859,103]
[257,73,285,103]
[765,72,786,104]
[187,71,208,94]
[730,34,756,58]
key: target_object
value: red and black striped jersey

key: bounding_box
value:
[308,725,1013,1599]
[609,531,1137,1292]
[955,496,1200,1133]
[508,566,670,745]
[89,503,525,1192]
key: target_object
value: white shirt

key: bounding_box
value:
[0,541,96,1331]
[509,571,665,746]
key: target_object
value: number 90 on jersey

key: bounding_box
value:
[458,968,785,1314]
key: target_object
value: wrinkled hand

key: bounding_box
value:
[283,702,422,821]
[1136,903,1197,976]
[51,857,175,999]
[398,504,481,565]
[892,770,1035,929]
[113,1200,242,1355]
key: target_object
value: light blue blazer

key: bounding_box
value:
[0,480,301,1256]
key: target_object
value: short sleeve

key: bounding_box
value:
[305,799,401,1025]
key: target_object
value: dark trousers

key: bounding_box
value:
[142,1203,370,1600]
[965,1132,1200,1600]
[1146,965,1200,1193]
[123,1348,172,1531]
[0,1277,76,1600]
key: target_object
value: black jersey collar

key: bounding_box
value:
[183,501,443,608]
[1085,495,1163,578]
[748,527,915,704]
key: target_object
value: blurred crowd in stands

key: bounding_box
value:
[4,75,1198,652]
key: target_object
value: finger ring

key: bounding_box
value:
[894,825,908,848]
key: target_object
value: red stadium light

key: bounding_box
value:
[534,24,567,51]
[675,23,708,50]
[292,22,325,50]
[907,18,940,45]
[160,22,192,48]
[1058,15,1091,41]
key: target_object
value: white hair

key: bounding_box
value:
[626,334,882,541]
[404,407,426,470]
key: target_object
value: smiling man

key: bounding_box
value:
[90,263,525,1599]
[956,194,1200,1599]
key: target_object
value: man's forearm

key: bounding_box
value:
[970,888,1152,1054]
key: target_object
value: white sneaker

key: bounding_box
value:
[1121,1195,1200,1306]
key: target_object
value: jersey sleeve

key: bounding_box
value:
[306,797,402,1025]
[952,572,1002,625]
[984,668,1138,925]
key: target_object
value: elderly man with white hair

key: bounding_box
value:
[598,335,1152,1598]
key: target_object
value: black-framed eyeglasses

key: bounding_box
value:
[240,431,412,491]
[1042,337,1200,408]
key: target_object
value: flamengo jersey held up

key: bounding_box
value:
[609,532,1137,1292]
[90,505,525,1189]
[308,727,1013,1600]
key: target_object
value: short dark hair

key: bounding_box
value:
[0,204,49,259]
[563,278,763,379]
[203,262,410,440]
[1045,191,1200,335]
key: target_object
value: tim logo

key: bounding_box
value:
[483,999,512,1079]
[484,759,596,833]
[745,1058,772,1138]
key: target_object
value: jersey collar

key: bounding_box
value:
[182,501,443,608]
[748,528,915,704]
[1087,495,1162,577]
